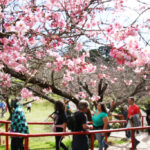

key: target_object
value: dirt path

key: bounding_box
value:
[94,131,150,150]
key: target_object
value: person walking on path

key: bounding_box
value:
[146,103,150,135]
[49,101,68,150]
[72,100,93,150]
[123,105,130,138]
[0,101,7,117]
[27,103,32,112]
[92,102,109,150]
[10,98,29,150]
[127,97,141,149]
[64,99,72,117]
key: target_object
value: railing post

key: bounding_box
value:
[24,137,29,150]
[131,129,135,150]
[91,134,94,150]
[141,116,144,127]
[120,115,123,128]
[105,134,108,143]
[5,123,9,150]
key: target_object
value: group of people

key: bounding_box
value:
[50,100,109,150]
[51,97,150,150]
[9,96,150,150]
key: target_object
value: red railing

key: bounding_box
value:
[0,124,150,150]
[112,114,146,127]
[0,120,54,150]
[0,115,147,150]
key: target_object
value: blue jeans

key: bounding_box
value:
[95,128,108,150]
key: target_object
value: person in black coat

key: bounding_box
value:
[146,104,150,135]
[49,101,68,150]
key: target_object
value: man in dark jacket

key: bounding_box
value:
[72,100,93,150]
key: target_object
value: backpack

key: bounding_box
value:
[67,114,77,131]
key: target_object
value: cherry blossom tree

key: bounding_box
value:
[1,0,150,115]
[88,48,150,110]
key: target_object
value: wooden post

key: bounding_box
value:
[24,137,29,150]
[131,129,135,150]
[5,123,9,150]
[91,134,94,150]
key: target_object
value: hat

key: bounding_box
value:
[123,105,128,109]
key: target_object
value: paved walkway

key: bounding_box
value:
[94,131,150,150]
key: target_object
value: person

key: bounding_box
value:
[146,103,150,135]
[27,103,32,112]
[64,99,72,117]
[127,97,141,149]
[49,101,68,150]
[86,108,92,121]
[72,100,93,150]
[10,98,29,150]
[92,102,109,150]
[122,105,130,138]
[0,101,6,117]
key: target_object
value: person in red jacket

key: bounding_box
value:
[127,97,141,149]
[128,98,141,120]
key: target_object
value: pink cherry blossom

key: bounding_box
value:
[75,42,83,51]
[100,65,108,71]
[77,92,87,99]
[63,71,73,82]
[83,64,96,73]
[33,96,40,101]
[0,72,11,88]
[124,80,133,86]
[89,96,100,102]
[21,88,33,99]
[98,74,104,79]
[0,64,4,70]
[134,67,144,74]
[90,80,96,87]
[42,88,52,94]
[117,66,124,71]
[46,63,52,68]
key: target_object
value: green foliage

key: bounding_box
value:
[89,49,102,62]
[98,45,111,59]
[89,45,111,62]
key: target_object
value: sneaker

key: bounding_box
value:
[136,130,139,134]
[135,140,140,148]
[105,144,109,150]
